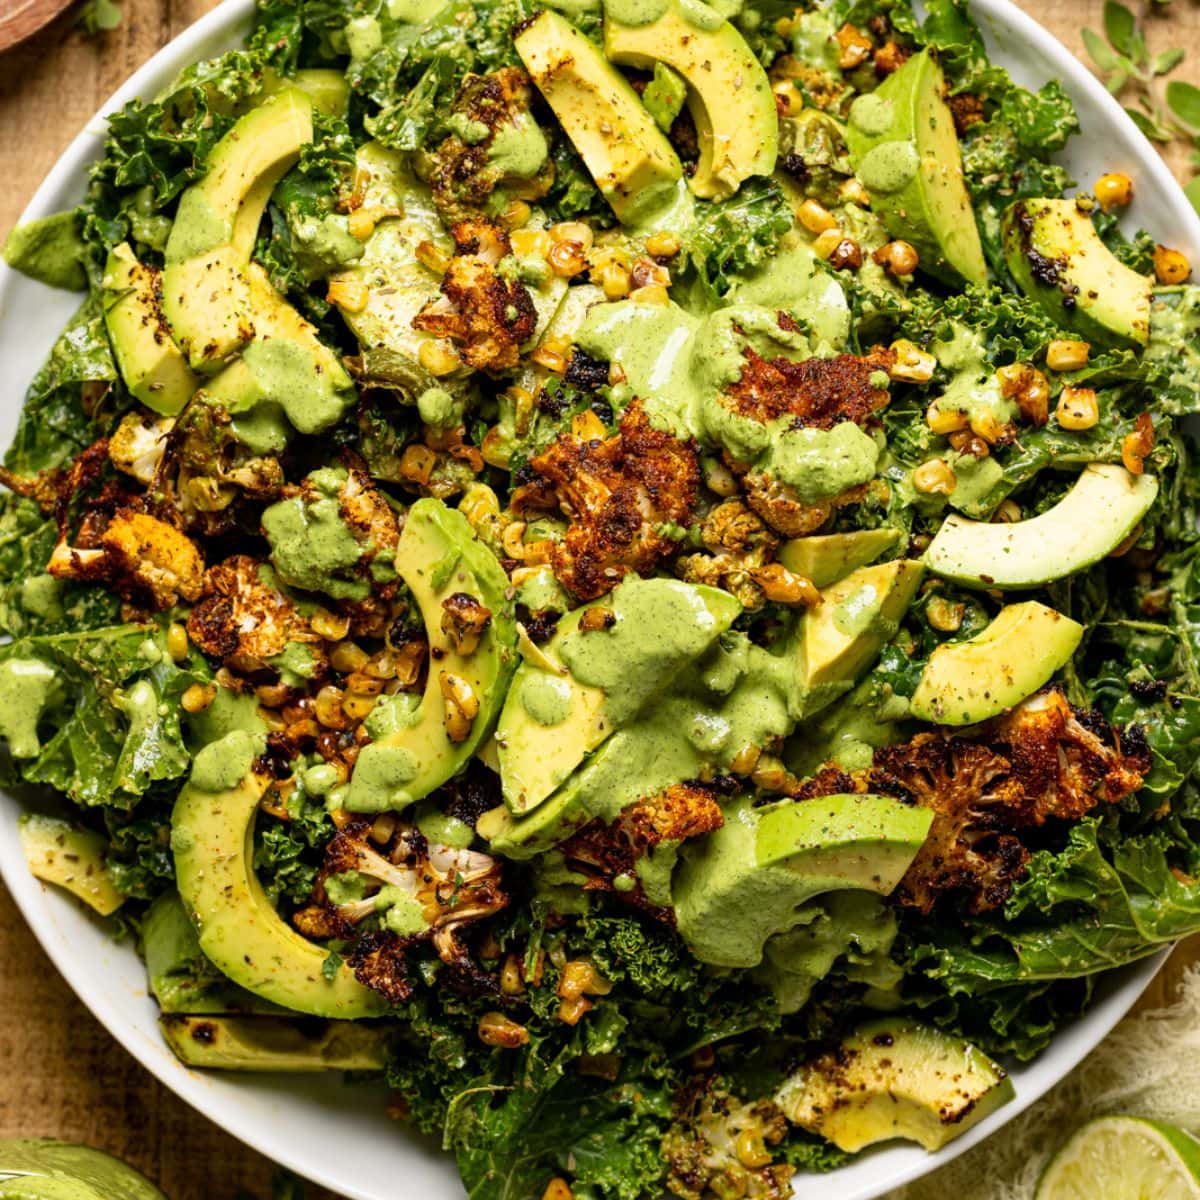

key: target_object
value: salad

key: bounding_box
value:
[2,0,1200,1195]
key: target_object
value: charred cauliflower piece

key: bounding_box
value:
[413,218,537,374]
[187,554,323,670]
[261,465,400,602]
[109,412,173,485]
[803,689,1151,914]
[420,68,555,223]
[294,821,507,999]
[529,400,700,600]
[48,508,204,611]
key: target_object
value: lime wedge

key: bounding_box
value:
[1037,1116,1200,1200]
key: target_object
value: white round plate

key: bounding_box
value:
[0,2,1196,1197]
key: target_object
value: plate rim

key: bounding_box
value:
[0,1,1194,1197]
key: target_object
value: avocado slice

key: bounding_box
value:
[262,67,350,118]
[162,89,314,371]
[673,793,932,967]
[603,0,777,200]
[777,529,902,589]
[160,1014,388,1072]
[172,768,389,1017]
[925,463,1158,590]
[0,1141,166,1200]
[343,499,517,813]
[795,560,925,717]
[101,243,197,415]
[911,601,1083,726]
[142,891,282,1015]
[775,1018,1014,1152]
[201,262,355,435]
[17,814,125,917]
[845,50,986,285]
[517,10,683,222]
[495,578,741,815]
[1001,197,1153,348]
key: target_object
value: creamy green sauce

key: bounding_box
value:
[417,385,465,430]
[191,729,266,792]
[166,190,229,261]
[848,93,895,137]
[345,14,383,59]
[289,211,363,274]
[519,672,573,726]
[262,466,369,600]
[855,141,919,195]
[447,113,490,146]
[789,11,842,74]
[833,580,888,637]
[488,115,549,180]
[944,450,1005,517]
[0,658,61,759]
[603,0,669,26]
[340,743,420,811]
[236,339,350,437]
[186,686,266,746]
[230,403,291,455]
[2,212,87,291]
[513,564,571,614]
[927,325,1018,440]
[677,0,724,31]
[415,804,476,849]
[268,642,319,687]
[20,575,64,621]
[380,888,428,936]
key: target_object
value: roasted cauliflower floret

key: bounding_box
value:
[186,554,323,669]
[294,821,508,999]
[419,68,555,223]
[48,508,204,610]
[802,690,1151,914]
[109,412,173,485]
[413,218,538,374]
[529,401,700,600]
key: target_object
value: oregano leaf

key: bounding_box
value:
[1103,0,1137,55]
[1167,80,1200,131]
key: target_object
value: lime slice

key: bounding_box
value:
[1037,1116,1200,1200]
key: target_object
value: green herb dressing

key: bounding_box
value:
[190,729,266,793]
[519,672,574,727]
[0,658,61,759]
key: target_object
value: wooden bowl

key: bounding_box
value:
[0,0,77,54]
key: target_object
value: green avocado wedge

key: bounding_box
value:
[160,1014,389,1072]
[845,49,986,285]
[775,1018,1013,1152]
[673,793,932,968]
[778,529,902,589]
[910,601,1083,725]
[1001,197,1153,348]
[495,578,741,816]
[343,499,517,813]
[18,814,125,917]
[172,768,389,1017]
[602,0,777,200]
[925,463,1158,589]
[0,1141,167,1200]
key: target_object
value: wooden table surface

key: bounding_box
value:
[2,2,1199,1196]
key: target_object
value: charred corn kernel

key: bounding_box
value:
[754,563,820,606]
[913,458,956,495]
[730,743,762,775]
[255,682,291,708]
[311,609,350,640]
[774,14,795,36]
[557,996,592,1025]
[835,21,874,69]
[1094,172,1133,212]
[995,499,1022,523]
[704,457,740,497]
[630,283,669,305]
[368,812,396,844]
[571,410,607,441]
[1046,339,1091,372]
[478,1012,530,1048]
[331,641,369,674]
[347,208,376,241]
[418,338,461,378]
[440,671,479,743]
[542,1179,574,1200]
[315,685,348,730]
[399,443,438,486]
[735,1128,774,1170]
[349,163,372,205]
[181,683,216,714]
[888,340,936,384]
[550,221,594,250]
[1155,244,1192,285]
[828,237,863,270]
[926,402,969,435]
[1056,385,1100,430]
[772,78,804,116]
[511,228,552,258]
[166,622,188,661]
[548,239,588,277]
[751,755,792,792]
[326,277,368,313]
[969,409,1006,444]
[797,198,838,234]
[500,522,529,559]
[558,960,612,998]
[500,954,525,995]
[839,177,872,207]
[811,227,844,260]
[531,346,569,373]
[345,672,384,696]
[460,482,502,534]
[631,256,671,290]
[364,650,399,680]
[597,260,632,299]
[926,595,965,632]
[415,239,450,274]
[498,198,532,230]
[873,238,919,276]
[343,692,378,721]
[645,231,682,258]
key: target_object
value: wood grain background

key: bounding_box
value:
[1,3,1199,1196]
